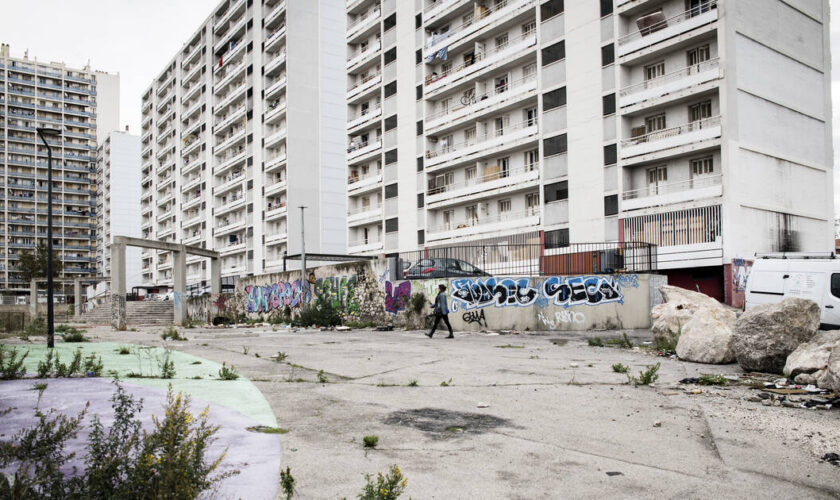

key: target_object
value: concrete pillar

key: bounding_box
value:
[110,242,126,330]
[173,248,187,325]
[210,257,222,294]
[29,279,37,319]
[73,279,81,319]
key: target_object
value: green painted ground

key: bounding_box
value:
[2,342,276,427]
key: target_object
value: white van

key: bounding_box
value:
[745,255,840,328]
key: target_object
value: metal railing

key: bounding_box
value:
[427,163,538,195]
[424,0,530,50]
[426,73,537,121]
[428,208,540,233]
[621,115,720,148]
[426,118,538,158]
[622,173,722,200]
[619,58,720,97]
[426,31,537,84]
[397,241,657,278]
[618,0,717,46]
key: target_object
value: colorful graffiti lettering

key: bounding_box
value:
[542,276,623,307]
[245,280,311,313]
[314,275,360,315]
[733,258,752,292]
[385,281,411,314]
[450,277,540,311]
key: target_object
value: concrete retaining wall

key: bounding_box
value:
[216,259,664,331]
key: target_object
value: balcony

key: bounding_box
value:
[214,81,248,114]
[347,139,382,164]
[426,74,537,134]
[347,42,381,71]
[347,74,381,102]
[264,127,287,149]
[265,231,288,246]
[618,1,718,58]
[347,172,383,194]
[425,32,537,96]
[424,0,470,26]
[265,152,287,172]
[348,237,383,254]
[427,208,540,242]
[265,98,287,124]
[619,58,721,110]
[214,127,247,156]
[425,0,536,56]
[215,149,248,175]
[264,75,287,100]
[426,164,539,209]
[265,25,287,52]
[215,171,245,195]
[347,8,380,42]
[347,204,382,226]
[216,218,246,236]
[215,194,246,216]
[214,0,246,34]
[265,203,288,221]
[214,62,247,94]
[426,119,539,169]
[182,42,204,67]
[620,115,721,160]
[264,51,287,77]
[622,173,722,212]
[347,107,381,132]
[214,104,248,133]
[265,178,287,196]
[182,136,203,156]
[214,16,247,54]
[182,172,202,192]
[183,82,202,103]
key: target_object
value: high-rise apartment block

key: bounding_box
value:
[96,131,142,291]
[344,0,834,301]
[141,0,345,291]
[0,43,119,299]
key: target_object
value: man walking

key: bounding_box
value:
[426,283,454,338]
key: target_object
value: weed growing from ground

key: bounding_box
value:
[242,346,249,355]
[190,360,202,365]
[294,297,341,327]
[628,362,660,386]
[32,382,48,408]
[363,435,379,449]
[440,378,452,387]
[218,362,239,380]
[160,325,186,341]
[317,370,328,383]
[83,354,104,377]
[358,465,407,500]
[248,426,289,434]
[407,379,418,387]
[588,337,604,347]
[275,352,288,362]
[698,374,728,386]
[159,352,175,379]
[116,345,132,355]
[495,344,524,349]
[280,466,295,500]
[343,320,378,329]
[37,349,55,378]
[0,345,29,380]
[23,316,46,338]
[67,348,83,375]
[611,363,630,374]
[605,333,633,349]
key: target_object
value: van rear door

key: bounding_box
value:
[746,269,786,308]
[822,273,840,327]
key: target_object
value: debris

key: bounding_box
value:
[570,363,579,368]
[376,325,394,331]
[653,421,662,427]
[679,377,700,384]
[605,471,623,477]
[821,453,840,466]
[477,402,490,408]
[335,326,351,331]
[761,400,772,406]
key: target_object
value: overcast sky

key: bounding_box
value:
[2,0,840,210]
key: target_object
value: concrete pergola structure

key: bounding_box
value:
[110,236,221,329]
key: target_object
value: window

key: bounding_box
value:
[498,199,511,213]
[466,204,478,221]
[690,156,714,176]
[416,156,424,171]
[540,0,564,19]
[604,194,618,216]
[600,0,613,17]
[465,166,477,184]
[384,115,397,131]
[602,93,615,116]
[494,116,508,136]
[522,21,536,37]
[646,166,667,195]
[463,11,474,25]
[385,183,398,198]
[417,192,424,208]
[687,44,711,67]
[524,150,538,170]
[603,144,617,165]
[416,120,423,135]
[831,274,840,299]
[384,13,396,31]
[433,171,454,192]
[526,192,540,214]
[416,84,422,100]
[543,87,566,110]
[440,97,452,115]
[499,157,510,177]
[415,49,422,64]
[384,48,397,65]
[689,100,712,122]
[385,149,398,164]
[645,61,665,81]
[443,210,454,229]
[544,181,568,202]
[385,217,398,233]
[525,107,538,126]
[440,134,453,153]
[494,74,509,93]
[545,228,569,249]
[417,230,425,244]
[601,44,614,66]
[465,127,476,145]
[544,134,567,156]
[415,13,422,29]
[361,196,371,210]
[645,114,666,133]
[687,0,715,17]
[384,81,397,98]
[522,62,537,80]
[542,41,565,66]
[441,62,452,74]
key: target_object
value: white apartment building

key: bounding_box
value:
[0,43,120,299]
[344,0,834,303]
[95,131,142,292]
[141,0,346,292]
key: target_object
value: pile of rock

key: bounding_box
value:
[651,285,840,392]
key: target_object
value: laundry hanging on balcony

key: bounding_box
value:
[425,45,448,63]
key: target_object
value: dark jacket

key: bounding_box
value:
[433,291,449,316]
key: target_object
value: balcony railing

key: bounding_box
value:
[425,31,537,85]
[348,203,382,216]
[620,116,721,148]
[427,163,539,195]
[426,73,536,121]
[429,208,540,233]
[622,173,722,200]
[347,8,380,37]
[349,237,383,248]
[424,0,531,51]
[618,1,717,46]
[619,58,720,97]
[426,118,538,159]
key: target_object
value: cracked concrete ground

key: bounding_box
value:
[78,326,840,498]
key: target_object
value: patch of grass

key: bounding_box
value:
[605,333,633,349]
[128,327,138,332]
[407,379,418,387]
[654,334,678,355]
[495,344,524,349]
[358,465,407,500]
[587,337,604,347]
[362,435,379,449]
[408,292,426,315]
[628,362,660,386]
[611,363,630,374]
[698,374,728,386]
[280,466,295,500]
[116,345,132,355]
[293,297,341,327]
[248,426,289,434]
[190,361,202,365]
[23,316,46,338]
[440,378,452,387]
[160,325,186,341]
[191,376,203,380]
[344,320,378,329]
[61,330,88,343]
[317,370,328,383]
[218,362,239,381]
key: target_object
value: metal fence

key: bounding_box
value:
[396,242,657,279]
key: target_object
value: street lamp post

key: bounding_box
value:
[37,127,61,348]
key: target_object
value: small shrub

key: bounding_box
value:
[160,325,186,341]
[23,316,46,337]
[280,466,295,500]
[317,370,328,383]
[67,348,83,375]
[408,292,426,315]
[343,320,378,329]
[62,330,88,343]
[362,435,379,449]
[654,334,678,355]
[440,378,452,387]
[628,362,660,386]
[275,352,288,362]
[358,465,407,500]
[218,362,239,380]
[407,379,418,387]
[190,361,202,365]
[32,382,48,408]
[159,352,175,379]
[587,337,604,347]
[294,297,341,327]
[698,374,728,386]
[605,333,633,349]
[611,363,629,374]
[54,354,70,378]
[83,354,104,377]
[116,345,132,355]
[37,349,55,378]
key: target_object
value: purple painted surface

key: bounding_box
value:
[0,378,282,499]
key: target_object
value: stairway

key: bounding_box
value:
[80,301,174,326]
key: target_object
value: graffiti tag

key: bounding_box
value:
[539,310,585,329]
[450,277,539,311]
[542,276,623,308]
[732,258,752,292]
[245,280,311,313]
[314,275,360,315]
[462,309,487,327]
[385,281,411,314]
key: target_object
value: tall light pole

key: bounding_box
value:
[299,206,307,305]
[37,127,61,348]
